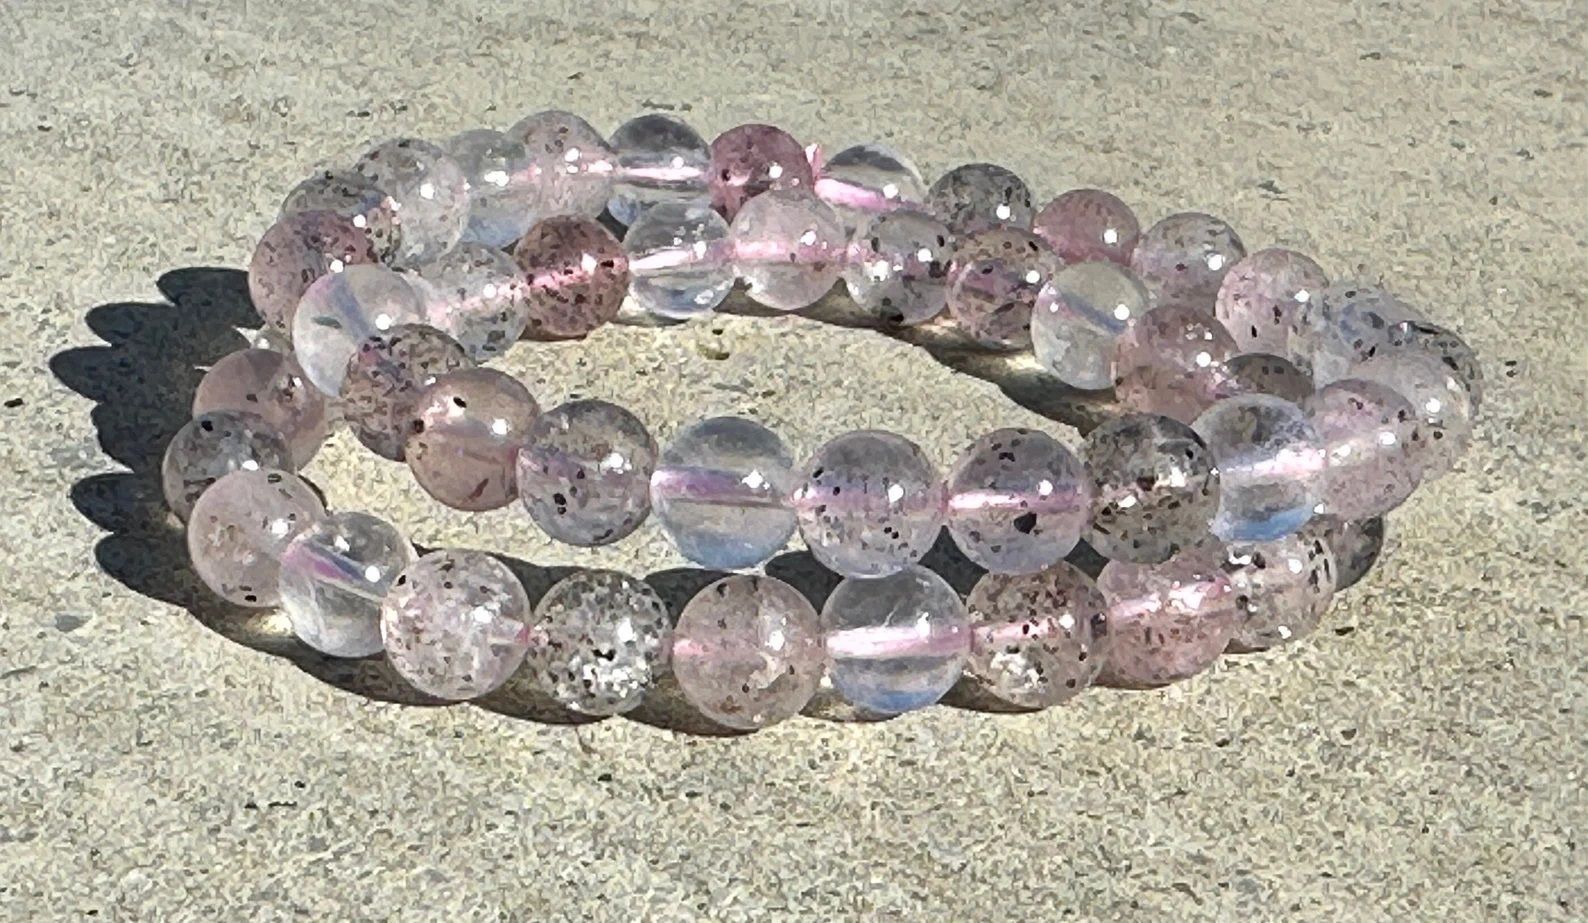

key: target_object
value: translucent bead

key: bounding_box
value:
[1097,547,1239,687]
[1304,378,1424,519]
[945,228,1060,350]
[730,188,845,311]
[926,162,1034,234]
[291,264,425,397]
[650,416,796,569]
[340,324,473,460]
[1129,212,1246,310]
[1209,353,1314,403]
[1112,304,1238,424]
[1300,515,1384,591]
[1031,261,1151,390]
[965,562,1108,708]
[1285,283,1423,385]
[623,202,734,319]
[792,430,946,579]
[946,428,1089,574]
[821,565,970,714]
[1083,413,1220,563]
[247,210,379,332]
[445,128,536,248]
[672,574,823,730]
[526,569,671,716]
[607,113,711,226]
[278,511,416,658]
[1031,189,1140,266]
[815,143,927,234]
[405,368,540,511]
[192,348,329,468]
[352,138,469,267]
[843,209,954,326]
[1214,248,1329,355]
[410,242,532,361]
[507,109,616,220]
[513,216,629,338]
[162,410,294,521]
[517,399,656,546]
[280,170,402,264]
[1224,533,1336,652]
[1192,394,1326,542]
[187,468,325,608]
[1348,350,1473,479]
[1385,319,1484,412]
[381,549,531,700]
[708,123,814,219]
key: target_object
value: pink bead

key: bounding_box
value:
[192,348,329,469]
[513,216,630,338]
[1032,189,1141,266]
[247,210,378,332]
[1304,378,1425,519]
[405,368,540,511]
[1112,304,1237,424]
[161,410,295,522]
[187,468,325,608]
[1129,212,1246,311]
[1348,350,1473,479]
[1224,534,1336,652]
[946,228,1061,349]
[730,188,845,311]
[341,324,473,461]
[709,123,815,219]
[1214,248,1329,355]
[381,549,531,700]
[965,562,1109,708]
[1097,547,1240,687]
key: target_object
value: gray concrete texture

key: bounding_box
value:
[2,0,1585,919]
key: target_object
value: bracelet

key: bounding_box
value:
[166,109,1480,731]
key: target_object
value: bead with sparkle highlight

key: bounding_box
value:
[708,123,814,219]
[291,264,426,397]
[946,428,1089,574]
[1031,261,1151,390]
[1129,212,1246,310]
[792,430,946,579]
[278,511,416,658]
[187,468,325,608]
[965,562,1108,708]
[162,410,294,522]
[280,170,402,264]
[1224,533,1336,652]
[843,209,954,326]
[412,242,532,361]
[816,143,927,233]
[1032,189,1140,266]
[926,162,1034,234]
[405,368,540,511]
[446,128,536,248]
[526,569,671,716]
[353,138,470,267]
[1193,394,1326,542]
[1214,248,1328,355]
[192,348,329,469]
[1097,547,1239,687]
[513,216,630,338]
[508,109,616,221]
[340,324,473,460]
[650,416,797,569]
[1083,414,1220,564]
[1304,378,1424,519]
[946,228,1060,350]
[623,202,734,319]
[381,549,531,700]
[731,188,845,311]
[518,400,657,546]
[607,113,711,226]
[247,210,379,332]
[821,565,970,714]
[1348,350,1473,479]
[1112,304,1237,424]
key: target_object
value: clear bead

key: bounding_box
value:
[843,209,954,326]
[946,428,1089,574]
[731,188,845,311]
[340,324,473,460]
[1304,378,1424,519]
[162,410,294,521]
[792,430,945,579]
[187,468,324,608]
[280,170,402,264]
[192,348,329,469]
[526,569,671,716]
[518,399,657,546]
[506,109,615,220]
[279,511,416,658]
[1083,413,1220,564]
[247,210,379,332]
[816,143,927,235]
[624,202,734,319]
[381,549,531,700]
[446,128,536,248]
[410,242,532,361]
[651,416,796,569]
[926,162,1034,234]
[353,138,470,267]
[406,368,540,511]
[1192,394,1326,542]
[1129,212,1246,310]
[607,113,711,226]
[291,264,425,397]
[821,565,969,714]
[1031,261,1151,390]
[965,562,1108,708]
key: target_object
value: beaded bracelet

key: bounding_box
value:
[163,109,1481,731]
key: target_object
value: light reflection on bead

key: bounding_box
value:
[843,208,954,326]
[1130,212,1246,310]
[926,162,1034,234]
[518,399,657,546]
[731,188,845,311]
[608,113,711,226]
[1223,533,1336,652]
[279,511,415,658]
[650,416,796,569]
[1304,378,1424,519]
[821,565,969,714]
[1097,546,1239,687]
[624,202,734,319]
[1031,261,1152,390]
[1032,189,1140,266]
[353,138,470,267]
[187,468,325,608]
[816,143,927,234]
[965,562,1108,708]
[946,227,1059,350]
[1193,394,1326,543]
[291,264,426,397]
[192,349,329,469]
[792,430,945,579]
[946,428,1089,574]
[381,549,531,700]
[162,410,295,521]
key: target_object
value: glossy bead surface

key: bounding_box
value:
[1214,248,1328,355]
[1224,533,1336,652]
[381,550,531,700]
[816,143,927,233]
[280,170,402,263]
[624,202,734,319]
[291,264,425,397]
[446,128,536,248]
[1032,189,1140,266]
[1286,283,1424,385]
[1301,515,1384,591]
[278,511,416,658]
[650,416,796,569]
[1112,304,1238,424]
[1097,548,1239,687]
[513,216,629,338]
[1348,351,1474,478]
[1031,261,1151,389]
[1193,394,1326,542]
[341,324,473,460]
[607,113,711,226]
[353,138,470,267]
[1129,212,1246,310]
[526,569,671,716]
[926,162,1034,234]
[518,399,656,546]
[162,410,294,521]
[792,430,946,579]
[1304,378,1424,519]
[946,228,1060,349]
[192,348,329,469]
[673,575,823,730]
[843,209,954,326]
[821,566,970,714]
[946,428,1089,574]
[406,368,540,511]
[708,123,814,219]
[1083,414,1220,564]
[507,109,615,221]
[1385,320,1484,412]
[411,242,532,361]
[730,188,845,311]
[1210,353,1314,403]
[247,210,379,332]
[965,562,1108,708]
[187,469,324,608]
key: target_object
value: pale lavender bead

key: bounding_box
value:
[926,162,1034,234]
[526,569,671,716]
[965,562,1108,708]
[1301,515,1384,591]
[280,170,403,264]
[1097,547,1239,687]
[161,410,294,521]
[650,416,796,569]
[1214,248,1329,355]
[816,143,927,234]
[381,549,531,700]
[1285,283,1424,385]
[821,565,969,714]
[946,428,1089,574]
[1129,212,1246,310]
[353,138,470,267]
[1385,319,1484,412]
[1209,353,1314,403]
[1224,533,1336,652]
[708,123,814,219]
[624,202,734,319]
[517,399,657,546]
[608,113,711,226]
[247,210,379,332]
[1304,378,1424,519]
[291,264,425,397]
[446,128,536,248]
[1348,350,1474,479]
[192,348,329,468]
[792,430,946,579]
[405,368,540,511]
[843,208,954,326]
[1083,414,1220,564]
[508,110,616,220]
[187,468,325,608]
[340,324,473,460]
[1032,189,1141,266]
[1193,394,1327,542]
[672,575,823,730]
[1112,304,1237,425]
[411,242,532,360]
[278,511,416,658]
[1031,261,1151,389]
[513,216,630,338]
[946,227,1061,350]
[731,188,845,311]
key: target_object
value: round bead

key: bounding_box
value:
[280,170,402,264]
[730,188,846,311]
[187,468,325,608]
[341,324,473,460]
[1210,353,1314,403]
[1192,394,1327,542]
[411,242,532,361]
[965,562,1108,708]
[513,216,629,338]
[352,138,470,267]
[816,143,927,233]
[1285,283,1424,385]
[526,569,671,716]
[247,210,379,332]
[445,128,536,248]
[1214,248,1329,355]
[1385,319,1484,412]
[1083,414,1220,563]
[291,264,425,397]
[278,511,416,658]
[650,416,797,569]
[821,565,970,714]
[946,227,1060,349]
[623,202,734,319]
[708,123,814,219]
[162,410,294,521]
[945,428,1089,574]
[843,208,954,326]
[405,368,540,511]
[926,162,1034,234]
[381,549,531,700]
[1301,515,1384,591]
[672,575,823,730]
[607,113,711,226]
[792,430,946,579]
[1224,533,1336,652]
[505,109,615,220]
[1031,189,1140,266]
[1304,378,1424,519]
[1348,350,1474,479]
[1112,304,1238,424]
[1097,548,1240,687]
[1031,261,1151,389]
[517,399,657,546]
[1129,212,1246,310]
[192,348,329,468]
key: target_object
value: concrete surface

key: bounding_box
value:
[3,0,1585,919]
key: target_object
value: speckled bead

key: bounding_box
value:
[1097,547,1239,687]
[1214,248,1329,355]
[280,170,402,264]
[353,138,470,267]
[1300,515,1384,591]
[1031,261,1151,390]
[278,511,416,658]
[926,162,1034,234]
[1209,353,1315,403]
[816,143,927,234]
[507,109,615,221]
[1112,304,1238,424]
[607,112,711,226]
[1304,378,1424,519]
[730,188,846,311]
[708,123,814,219]
[821,565,970,714]
[291,264,426,397]
[1348,350,1474,479]
[1192,394,1327,542]
[946,227,1060,350]
[1224,533,1337,652]
[192,348,329,468]
[1032,189,1140,266]
[1129,212,1246,310]
[946,428,1089,574]
[247,210,379,332]
[1285,283,1424,385]
[1083,413,1220,564]
[411,242,532,361]
[513,216,630,338]
[792,430,946,579]
[517,399,657,546]
[406,368,540,511]
[624,202,735,319]
[965,562,1108,708]
[381,549,532,700]
[340,324,473,460]
[1384,319,1484,412]
[187,468,325,608]
[650,416,797,569]
[162,410,295,521]
[525,569,672,716]
[843,208,955,326]
[446,128,537,249]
